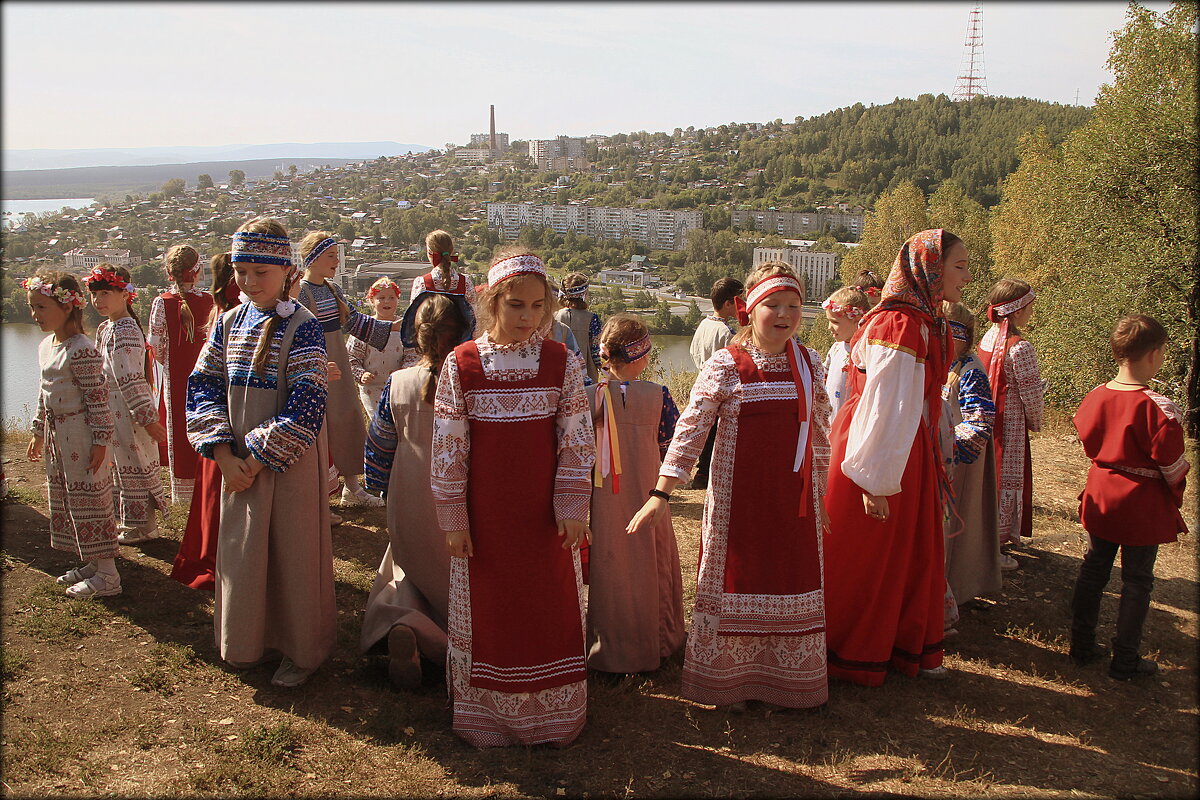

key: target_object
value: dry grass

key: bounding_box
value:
[1,428,1197,798]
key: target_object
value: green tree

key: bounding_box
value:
[161,177,185,198]
[841,181,929,283]
[989,1,1197,432]
[684,299,702,329]
[228,169,246,187]
[197,173,214,190]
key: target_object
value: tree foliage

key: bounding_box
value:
[989,1,1197,433]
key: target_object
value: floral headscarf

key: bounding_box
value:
[871,229,947,323]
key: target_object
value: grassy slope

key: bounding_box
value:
[1,431,1196,798]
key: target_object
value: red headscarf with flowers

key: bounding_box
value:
[853,228,954,386]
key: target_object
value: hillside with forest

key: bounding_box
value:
[485,94,1090,213]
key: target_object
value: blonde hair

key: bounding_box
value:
[560,272,590,310]
[425,229,457,292]
[942,301,977,351]
[163,244,201,340]
[731,262,803,348]
[413,294,469,405]
[300,230,349,326]
[241,218,295,375]
[598,314,650,367]
[826,285,871,317]
[477,246,554,336]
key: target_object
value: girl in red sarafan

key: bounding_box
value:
[630,261,832,711]
[978,278,1045,566]
[432,249,594,747]
[1069,314,1189,681]
[169,252,242,590]
[823,229,973,687]
[148,244,215,504]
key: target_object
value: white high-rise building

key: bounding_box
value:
[753,245,838,300]
[486,202,701,250]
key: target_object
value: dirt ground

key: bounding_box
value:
[1,431,1197,799]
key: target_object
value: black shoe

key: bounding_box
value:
[1109,657,1159,681]
[1069,643,1108,666]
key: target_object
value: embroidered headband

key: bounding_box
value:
[84,266,137,300]
[559,282,589,299]
[988,288,1035,321]
[821,298,866,320]
[302,237,337,270]
[602,333,652,365]
[737,274,804,325]
[948,320,970,343]
[487,254,545,286]
[232,231,293,267]
[23,276,86,309]
[367,278,401,299]
[861,286,881,299]
[429,251,459,268]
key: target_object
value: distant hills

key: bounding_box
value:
[2,141,432,172]
[2,157,382,201]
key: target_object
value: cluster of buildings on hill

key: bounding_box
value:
[485,202,702,250]
[448,105,598,172]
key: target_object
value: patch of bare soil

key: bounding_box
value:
[1,431,1196,798]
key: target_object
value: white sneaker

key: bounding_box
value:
[117,527,160,545]
[999,553,1019,571]
[341,487,384,508]
[329,511,344,526]
[919,666,950,680]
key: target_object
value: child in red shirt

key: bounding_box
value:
[1069,314,1189,680]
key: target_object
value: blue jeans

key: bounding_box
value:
[1070,534,1158,670]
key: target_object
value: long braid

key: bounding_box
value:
[413,294,467,405]
[165,245,200,342]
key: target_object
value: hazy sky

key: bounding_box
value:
[2,1,1172,152]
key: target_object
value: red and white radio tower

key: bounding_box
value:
[952,2,989,102]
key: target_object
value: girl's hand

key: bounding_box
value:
[244,456,266,478]
[863,493,889,522]
[626,496,669,536]
[327,361,342,381]
[819,501,830,532]
[88,445,107,475]
[558,519,590,549]
[446,530,473,558]
[361,371,374,385]
[144,421,167,443]
[27,436,42,462]
[216,451,254,492]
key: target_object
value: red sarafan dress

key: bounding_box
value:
[149,286,214,503]
[1073,386,1189,545]
[432,332,594,748]
[824,309,951,686]
[660,341,831,708]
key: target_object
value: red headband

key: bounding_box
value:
[736,275,803,326]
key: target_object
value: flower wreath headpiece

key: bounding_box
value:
[820,298,865,320]
[85,266,138,301]
[23,276,86,308]
[367,278,401,300]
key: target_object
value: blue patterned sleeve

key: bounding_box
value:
[588,312,602,370]
[186,314,235,459]
[337,283,393,350]
[364,375,397,495]
[658,385,680,460]
[243,317,329,472]
[954,365,996,464]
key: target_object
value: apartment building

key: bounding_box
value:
[752,245,838,299]
[486,202,702,250]
[731,207,864,239]
[469,132,510,151]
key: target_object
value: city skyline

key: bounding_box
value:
[2,1,1174,153]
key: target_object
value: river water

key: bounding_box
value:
[3,323,46,429]
[2,198,96,227]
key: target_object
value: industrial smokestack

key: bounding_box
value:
[489,104,497,152]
